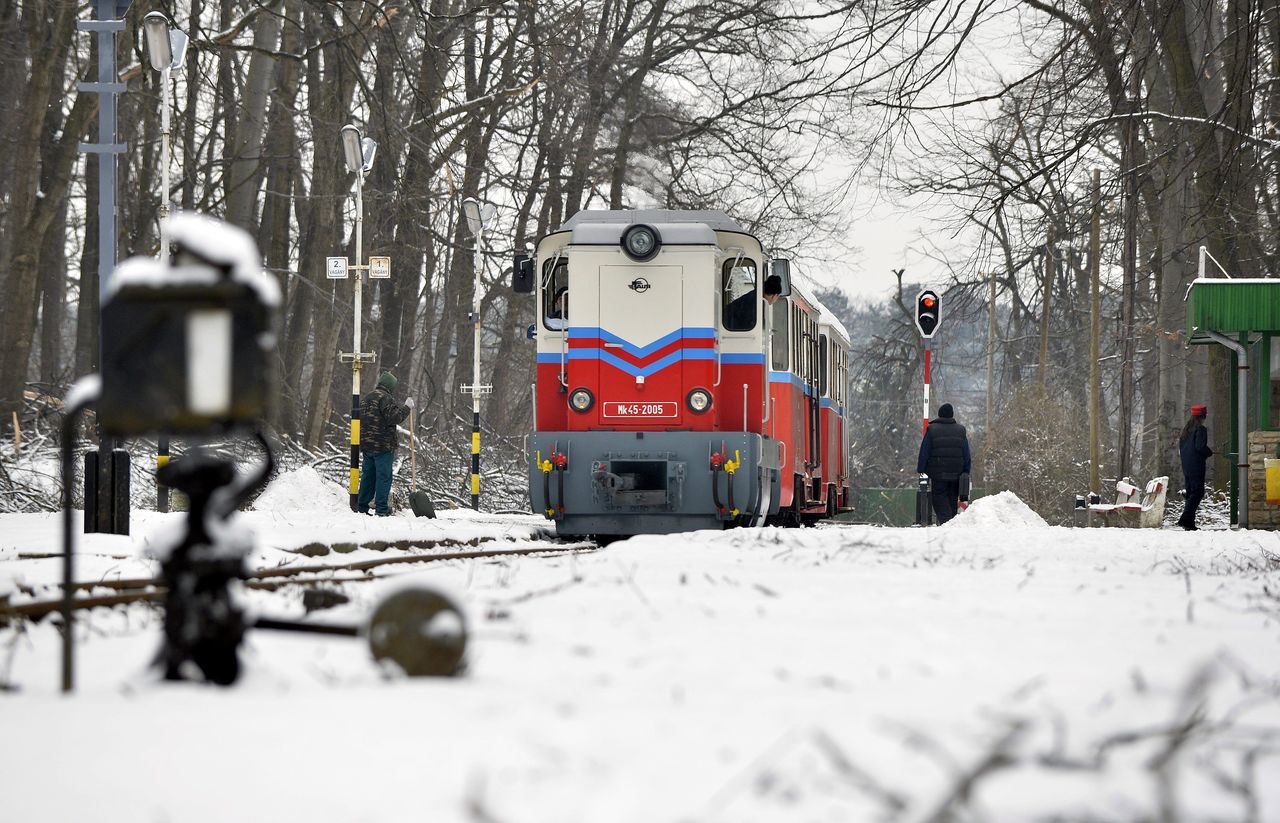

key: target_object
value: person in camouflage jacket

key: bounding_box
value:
[356,371,412,515]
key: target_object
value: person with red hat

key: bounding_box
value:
[1177,403,1212,530]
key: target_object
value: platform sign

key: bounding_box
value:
[369,256,391,279]
[326,256,348,280]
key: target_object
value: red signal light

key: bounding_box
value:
[922,296,935,308]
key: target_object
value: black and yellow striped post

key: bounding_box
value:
[156,436,170,512]
[350,388,361,511]
[471,410,480,509]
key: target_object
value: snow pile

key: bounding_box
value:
[944,489,1047,528]
[251,466,348,513]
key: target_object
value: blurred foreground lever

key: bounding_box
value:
[367,588,467,677]
[252,587,467,678]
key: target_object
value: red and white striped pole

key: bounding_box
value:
[922,340,931,434]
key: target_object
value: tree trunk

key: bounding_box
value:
[299,3,369,448]
[0,2,82,415]
[180,0,202,211]
[225,5,282,229]
[75,149,100,381]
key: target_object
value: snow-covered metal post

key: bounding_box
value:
[339,125,376,511]
[461,198,492,511]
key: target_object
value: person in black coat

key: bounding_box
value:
[1177,403,1213,530]
[916,403,972,524]
[356,370,412,516]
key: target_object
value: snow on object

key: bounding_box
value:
[108,257,217,293]
[251,466,348,513]
[798,279,850,343]
[62,374,102,411]
[109,213,281,307]
[944,489,1048,528]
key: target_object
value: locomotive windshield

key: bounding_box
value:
[721,259,758,331]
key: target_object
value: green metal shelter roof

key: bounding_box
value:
[1186,278,1280,344]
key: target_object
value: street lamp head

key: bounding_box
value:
[143,12,172,72]
[341,125,364,174]
[462,197,483,238]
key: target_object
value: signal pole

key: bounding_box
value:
[1089,169,1102,496]
[336,125,379,511]
[922,341,932,435]
[461,198,492,511]
[914,288,941,525]
[79,0,132,537]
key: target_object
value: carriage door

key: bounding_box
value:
[597,265,684,425]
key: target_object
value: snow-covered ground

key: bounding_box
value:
[2,486,1278,821]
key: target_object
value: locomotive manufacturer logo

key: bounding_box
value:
[627,278,651,293]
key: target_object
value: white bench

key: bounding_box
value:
[1088,476,1168,528]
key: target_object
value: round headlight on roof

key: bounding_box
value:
[569,388,594,412]
[621,224,661,262]
[687,388,712,413]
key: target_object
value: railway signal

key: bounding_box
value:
[914,289,940,338]
[915,288,940,435]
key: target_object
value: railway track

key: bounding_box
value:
[0,539,596,624]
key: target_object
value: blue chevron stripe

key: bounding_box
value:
[538,348,716,377]
[598,348,715,377]
[567,326,715,358]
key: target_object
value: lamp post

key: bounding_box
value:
[461,197,492,510]
[341,125,377,511]
[143,12,187,258]
[143,11,187,513]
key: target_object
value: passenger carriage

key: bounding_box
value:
[511,209,850,538]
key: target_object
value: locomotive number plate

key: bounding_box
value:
[603,401,677,418]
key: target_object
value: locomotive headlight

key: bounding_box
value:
[687,388,712,413]
[569,388,594,412]
[621,224,661,262]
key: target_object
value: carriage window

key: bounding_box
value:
[770,298,788,370]
[721,259,757,331]
[836,347,846,404]
[818,334,829,397]
[791,305,802,377]
[541,258,568,330]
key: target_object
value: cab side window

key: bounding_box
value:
[770,298,788,370]
[721,259,757,332]
[791,304,802,377]
[541,258,568,330]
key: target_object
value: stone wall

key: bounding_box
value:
[1247,430,1280,529]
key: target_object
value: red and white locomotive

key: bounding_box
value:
[512,209,850,538]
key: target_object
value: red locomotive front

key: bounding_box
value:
[517,209,848,539]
